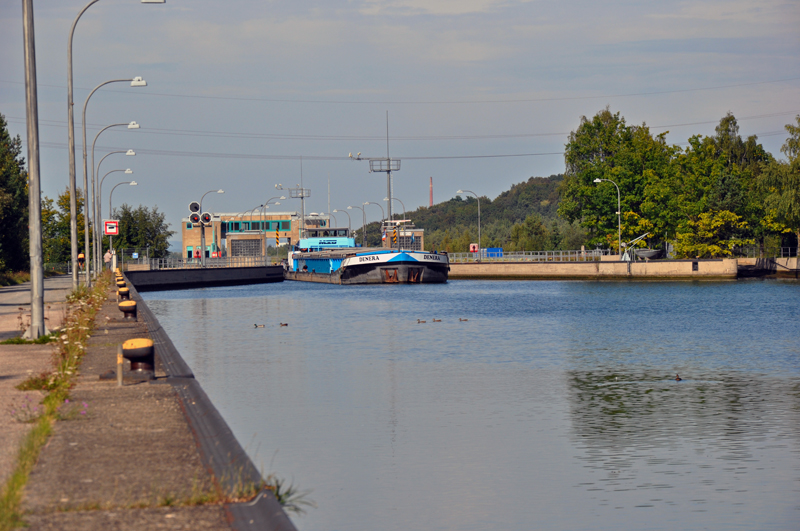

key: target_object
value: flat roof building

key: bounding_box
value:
[181,211,330,259]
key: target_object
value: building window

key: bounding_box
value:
[186,246,193,259]
[281,221,291,231]
[186,222,192,229]
[231,239,262,257]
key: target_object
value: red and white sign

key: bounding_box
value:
[104,220,119,236]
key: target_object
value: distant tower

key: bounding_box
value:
[429,177,433,207]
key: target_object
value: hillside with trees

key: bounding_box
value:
[357,110,800,257]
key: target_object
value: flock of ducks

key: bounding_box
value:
[254,323,289,328]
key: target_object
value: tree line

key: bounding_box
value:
[357,110,799,258]
[0,112,173,273]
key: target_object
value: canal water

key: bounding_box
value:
[142,280,800,531]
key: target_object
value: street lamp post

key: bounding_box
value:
[333,209,351,232]
[67,0,164,289]
[328,212,338,227]
[199,189,224,267]
[93,148,135,273]
[81,79,146,286]
[91,121,138,273]
[593,178,621,256]
[99,169,132,222]
[457,189,481,261]
[364,201,385,223]
[348,206,366,247]
[22,0,45,338]
[260,196,284,263]
[108,180,137,255]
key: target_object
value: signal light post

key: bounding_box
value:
[196,190,224,267]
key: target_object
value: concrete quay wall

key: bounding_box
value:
[449,259,738,280]
[126,265,284,291]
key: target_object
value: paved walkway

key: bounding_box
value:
[0,274,73,341]
[0,277,234,529]
[0,275,73,489]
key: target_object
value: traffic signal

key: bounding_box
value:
[189,201,200,213]
[200,212,212,224]
[189,212,200,224]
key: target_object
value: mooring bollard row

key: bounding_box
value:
[118,300,137,321]
[122,338,155,379]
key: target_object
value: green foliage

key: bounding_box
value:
[759,115,800,246]
[673,210,753,258]
[41,188,89,264]
[111,203,175,258]
[0,113,30,272]
[508,214,548,251]
[559,107,786,253]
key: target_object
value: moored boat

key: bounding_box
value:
[286,227,449,284]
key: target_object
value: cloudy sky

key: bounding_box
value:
[2,0,799,235]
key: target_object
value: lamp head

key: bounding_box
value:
[141,0,166,3]
[457,189,464,194]
[279,196,286,200]
[383,197,389,201]
[274,202,280,205]
[347,206,354,210]
[129,181,138,186]
[124,168,133,174]
[127,121,140,129]
[217,189,224,194]
[130,77,147,87]
[593,178,602,183]
[125,150,135,156]
[333,209,339,213]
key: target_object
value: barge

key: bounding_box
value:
[286,227,449,284]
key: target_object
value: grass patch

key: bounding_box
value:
[0,406,53,529]
[1,333,56,345]
[0,271,30,287]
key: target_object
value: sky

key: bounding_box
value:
[1,0,799,241]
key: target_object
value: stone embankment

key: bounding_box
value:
[0,274,295,530]
[449,258,739,280]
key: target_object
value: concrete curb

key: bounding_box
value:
[126,277,297,531]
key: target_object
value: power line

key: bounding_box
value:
[6,109,798,143]
[1,76,798,105]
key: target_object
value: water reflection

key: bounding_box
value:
[567,367,800,515]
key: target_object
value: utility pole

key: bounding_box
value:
[22,0,46,338]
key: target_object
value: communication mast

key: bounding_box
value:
[350,111,400,221]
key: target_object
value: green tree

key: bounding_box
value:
[508,214,548,251]
[559,107,676,249]
[0,113,29,271]
[673,210,753,258]
[111,203,175,258]
[759,116,800,248]
[41,188,89,263]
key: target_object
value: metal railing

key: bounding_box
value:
[735,246,798,259]
[448,249,612,263]
[148,256,275,270]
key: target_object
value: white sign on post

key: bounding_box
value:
[104,220,119,236]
